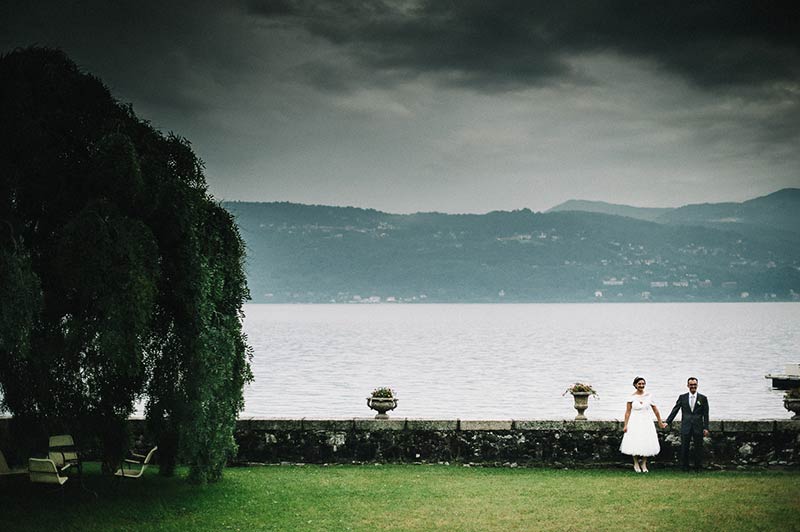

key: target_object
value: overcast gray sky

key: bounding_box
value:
[2,0,798,213]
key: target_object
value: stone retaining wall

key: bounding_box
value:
[2,418,798,469]
[231,418,800,469]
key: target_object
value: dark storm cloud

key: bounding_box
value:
[243,0,800,153]
[247,0,800,92]
[2,0,797,211]
[0,1,258,116]
[247,0,576,90]
[5,1,797,101]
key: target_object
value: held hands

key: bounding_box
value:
[658,421,667,429]
[703,429,709,437]
[623,425,628,433]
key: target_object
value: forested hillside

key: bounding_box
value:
[225,195,800,303]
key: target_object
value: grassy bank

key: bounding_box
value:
[2,464,798,531]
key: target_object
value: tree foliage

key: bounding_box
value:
[0,47,251,482]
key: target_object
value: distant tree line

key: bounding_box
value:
[0,47,251,483]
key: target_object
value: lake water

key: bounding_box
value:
[242,303,800,421]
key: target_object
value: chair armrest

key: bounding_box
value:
[130,452,146,459]
[124,459,142,465]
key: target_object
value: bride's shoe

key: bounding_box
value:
[642,465,649,473]
[633,462,642,473]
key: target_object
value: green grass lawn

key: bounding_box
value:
[2,464,799,531]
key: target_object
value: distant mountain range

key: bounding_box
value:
[547,200,671,222]
[223,189,800,303]
[549,188,800,233]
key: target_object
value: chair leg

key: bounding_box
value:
[39,483,65,495]
[79,478,98,499]
[36,483,67,496]
[74,468,97,499]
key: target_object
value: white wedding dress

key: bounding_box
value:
[620,393,660,456]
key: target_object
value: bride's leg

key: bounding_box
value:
[641,457,649,472]
[632,456,641,472]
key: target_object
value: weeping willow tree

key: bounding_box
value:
[0,47,252,482]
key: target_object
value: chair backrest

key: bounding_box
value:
[49,434,75,447]
[49,434,79,466]
[143,446,158,465]
[29,458,65,484]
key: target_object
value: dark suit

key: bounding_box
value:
[666,393,709,471]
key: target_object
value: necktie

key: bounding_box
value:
[690,395,696,411]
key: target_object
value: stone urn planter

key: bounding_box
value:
[784,392,800,420]
[570,392,592,420]
[367,387,397,419]
[563,383,597,420]
[366,396,398,419]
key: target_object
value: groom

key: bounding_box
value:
[665,377,709,471]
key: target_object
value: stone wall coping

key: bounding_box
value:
[461,420,513,431]
[353,418,407,431]
[775,419,800,430]
[405,419,459,431]
[226,418,800,432]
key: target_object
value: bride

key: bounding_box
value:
[620,376,667,472]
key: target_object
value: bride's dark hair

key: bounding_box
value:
[633,376,646,387]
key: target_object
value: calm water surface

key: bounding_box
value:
[242,303,799,420]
